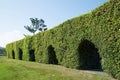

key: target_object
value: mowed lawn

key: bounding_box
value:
[0,57,115,80]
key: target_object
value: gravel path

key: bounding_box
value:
[83,70,117,80]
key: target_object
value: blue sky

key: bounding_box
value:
[0,0,108,47]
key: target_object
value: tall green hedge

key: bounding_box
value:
[6,0,120,79]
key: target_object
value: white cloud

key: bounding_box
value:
[0,30,24,47]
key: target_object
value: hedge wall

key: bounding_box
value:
[6,0,120,79]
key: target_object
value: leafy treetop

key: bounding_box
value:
[24,18,47,36]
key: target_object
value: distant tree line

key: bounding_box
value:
[0,47,6,56]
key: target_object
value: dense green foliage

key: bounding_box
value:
[6,0,120,79]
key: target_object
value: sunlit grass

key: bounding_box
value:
[0,58,115,80]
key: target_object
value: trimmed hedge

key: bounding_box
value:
[6,0,120,79]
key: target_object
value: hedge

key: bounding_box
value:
[6,0,120,79]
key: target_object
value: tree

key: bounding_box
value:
[0,47,6,56]
[24,18,47,35]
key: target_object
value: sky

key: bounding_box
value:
[0,0,108,47]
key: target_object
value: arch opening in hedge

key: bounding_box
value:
[18,48,23,60]
[29,49,35,61]
[47,45,58,64]
[77,39,102,70]
[12,50,15,59]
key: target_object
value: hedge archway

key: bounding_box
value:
[47,45,58,64]
[78,40,102,70]
[12,50,15,59]
[18,48,23,60]
[29,49,35,61]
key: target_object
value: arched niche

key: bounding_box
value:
[77,39,102,70]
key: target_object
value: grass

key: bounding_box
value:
[0,57,116,80]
